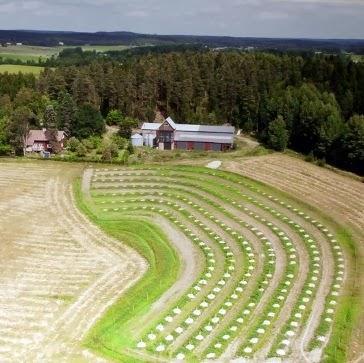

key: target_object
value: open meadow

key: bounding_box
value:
[0,64,44,75]
[0,44,132,62]
[0,157,362,362]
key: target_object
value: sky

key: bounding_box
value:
[0,0,363,39]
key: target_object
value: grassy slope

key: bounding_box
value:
[74,180,181,362]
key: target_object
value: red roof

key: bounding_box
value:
[26,129,65,146]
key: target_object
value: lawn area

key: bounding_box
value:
[0,64,44,75]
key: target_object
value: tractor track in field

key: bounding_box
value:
[101,167,345,362]
[94,169,317,360]
[113,172,326,360]
[188,168,338,360]
[225,155,363,361]
[135,215,204,333]
[1,160,355,362]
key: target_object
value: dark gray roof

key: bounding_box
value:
[141,117,235,134]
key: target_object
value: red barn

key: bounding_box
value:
[141,117,235,151]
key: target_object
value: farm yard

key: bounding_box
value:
[0,158,362,362]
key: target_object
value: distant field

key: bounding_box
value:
[0,64,44,75]
[0,44,132,62]
[351,54,364,63]
[81,44,131,52]
[0,45,59,61]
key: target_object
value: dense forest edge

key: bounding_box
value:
[0,50,363,175]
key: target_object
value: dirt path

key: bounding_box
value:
[0,161,146,362]
[138,215,204,327]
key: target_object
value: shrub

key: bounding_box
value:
[67,137,81,152]
[267,115,289,151]
[75,142,87,157]
[83,135,102,151]
[106,109,124,126]
[117,150,129,164]
[111,134,128,149]
[127,141,134,154]
[304,152,315,163]
[82,138,94,152]
[101,141,119,162]
[0,144,12,156]
[316,159,326,167]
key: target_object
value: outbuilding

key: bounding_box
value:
[131,133,143,147]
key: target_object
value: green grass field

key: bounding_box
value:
[0,64,44,75]
[0,44,132,63]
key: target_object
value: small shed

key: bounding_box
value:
[131,133,143,147]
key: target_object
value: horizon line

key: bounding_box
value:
[0,29,363,42]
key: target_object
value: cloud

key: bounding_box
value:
[126,10,149,18]
[0,0,362,38]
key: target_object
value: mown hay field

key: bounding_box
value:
[82,164,360,362]
[0,158,362,362]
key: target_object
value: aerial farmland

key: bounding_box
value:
[0,3,363,362]
[0,157,362,362]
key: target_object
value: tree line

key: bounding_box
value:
[0,50,363,175]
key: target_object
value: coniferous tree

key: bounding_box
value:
[73,104,105,139]
[57,92,76,136]
[44,105,60,153]
[72,73,99,108]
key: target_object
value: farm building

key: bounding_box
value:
[141,117,235,151]
[25,129,65,153]
[131,133,143,147]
